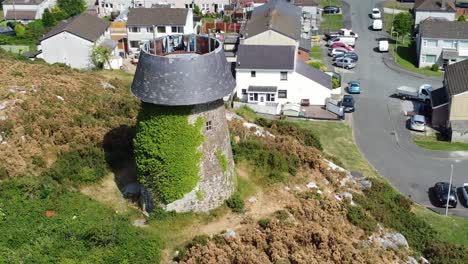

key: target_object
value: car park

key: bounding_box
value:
[328,47,348,57]
[410,114,426,132]
[372,19,383,31]
[330,42,354,51]
[334,57,356,69]
[333,52,359,62]
[371,8,381,19]
[458,183,468,207]
[323,6,340,14]
[324,28,359,40]
[433,182,458,208]
[347,81,361,94]
[341,95,355,112]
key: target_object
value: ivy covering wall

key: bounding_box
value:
[134,103,204,204]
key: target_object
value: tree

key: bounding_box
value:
[42,8,56,27]
[50,6,68,21]
[24,20,46,40]
[14,24,25,38]
[57,0,86,17]
[393,12,413,37]
[90,45,111,69]
[458,15,466,22]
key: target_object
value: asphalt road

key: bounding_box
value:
[335,0,468,217]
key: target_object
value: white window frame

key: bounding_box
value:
[423,39,437,48]
[266,93,275,102]
[129,27,140,33]
[146,27,154,33]
[442,40,457,49]
[280,71,288,81]
[423,54,437,64]
[278,90,287,98]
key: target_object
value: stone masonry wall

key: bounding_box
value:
[165,99,235,212]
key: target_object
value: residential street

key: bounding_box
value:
[339,0,468,217]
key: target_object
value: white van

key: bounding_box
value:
[373,19,383,31]
[379,40,389,52]
[327,36,356,47]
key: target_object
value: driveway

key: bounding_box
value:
[337,0,468,217]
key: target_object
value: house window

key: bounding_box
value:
[205,121,212,131]
[202,3,210,10]
[266,93,275,102]
[171,26,184,33]
[157,26,166,33]
[249,93,258,101]
[442,40,457,49]
[146,27,154,33]
[129,27,140,33]
[130,41,140,48]
[278,90,287,98]
[280,71,288,80]
[423,54,437,64]
[251,71,256,77]
[241,89,247,95]
[423,39,437,47]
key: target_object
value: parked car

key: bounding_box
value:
[347,81,361,94]
[328,47,348,57]
[327,36,356,47]
[395,84,432,102]
[334,57,356,69]
[410,114,426,132]
[457,183,468,207]
[371,8,381,19]
[333,52,359,62]
[323,6,340,14]
[379,40,389,52]
[341,95,355,112]
[324,28,359,40]
[433,182,458,208]
[372,19,383,30]
[331,42,354,51]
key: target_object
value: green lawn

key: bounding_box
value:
[319,0,341,7]
[384,0,413,11]
[309,45,322,61]
[413,134,468,151]
[292,121,379,178]
[321,14,343,32]
[413,206,468,246]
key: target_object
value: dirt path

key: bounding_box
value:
[80,173,130,213]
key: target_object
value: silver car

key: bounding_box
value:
[334,57,356,69]
[410,114,426,131]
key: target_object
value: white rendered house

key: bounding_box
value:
[39,13,122,70]
[2,0,56,23]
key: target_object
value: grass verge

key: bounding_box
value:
[321,14,343,32]
[309,45,322,61]
[319,0,341,7]
[413,134,468,151]
[384,0,413,11]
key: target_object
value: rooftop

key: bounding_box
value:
[236,44,296,70]
[127,8,189,26]
[295,60,332,89]
[444,59,468,96]
[414,0,456,12]
[131,35,235,106]
[5,10,36,20]
[419,20,468,39]
[430,87,449,108]
[3,0,44,4]
[41,13,109,42]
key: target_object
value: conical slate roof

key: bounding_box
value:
[131,35,235,106]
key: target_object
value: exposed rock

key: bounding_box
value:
[225,111,242,121]
[341,192,353,201]
[0,101,9,111]
[358,180,372,190]
[406,256,418,264]
[132,218,147,227]
[247,197,257,203]
[0,115,7,121]
[325,159,346,172]
[420,256,429,264]
[377,233,409,250]
[225,230,236,238]
[101,81,116,89]
[56,95,64,101]
[306,182,318,189]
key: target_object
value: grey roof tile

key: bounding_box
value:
[236,44,295,70]
[248,86,278,92]
[295,60,332,89]
[127,8,188,26]
[42,13,109,42]
[3,0,44,4]
[420,20,468,39]
[444,59,468,96]
[414,0,456,12]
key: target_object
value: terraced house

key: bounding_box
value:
[416,19,468,68]
[2,0,56,23]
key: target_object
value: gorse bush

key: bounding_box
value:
[346,205,377,235]
[225,193,245,213]
[134,103,204,204]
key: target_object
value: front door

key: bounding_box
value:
[259,94,265,105]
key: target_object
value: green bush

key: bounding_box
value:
[275,210,289,222]
[423,242,468,264]
[134,103,204,204]
[346,205,377,235]
[225,193,245,213]
[332,76,340,88]
[42,145,108,184]
[458,15,466,22]
[215,148,228,172]
[258,218,271,229]
[308,61,323,70]
[431,64,439,72]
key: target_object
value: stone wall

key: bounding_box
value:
[165,99,235,212]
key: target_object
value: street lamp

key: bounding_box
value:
[445,164,454,216]
[391,31,399,63]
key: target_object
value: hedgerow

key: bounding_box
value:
[134,103,204,204]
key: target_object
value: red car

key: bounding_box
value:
[330,42,354,51]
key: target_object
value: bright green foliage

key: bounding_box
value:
[196,190,204,201]
[215,148,228,172]
[225,193,244,213]
[258,218,271,229]
[332,76,340,88]
[91,45,112,69]
[0,177,163,263]
[393,12,413,36]
[42,8,57,27]
[14,24,25,38]
[57,0,86,17]
[346,205,377,235]
[134,104,204,204]
[458,15,466,21]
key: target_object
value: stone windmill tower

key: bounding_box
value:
[131,34,236,213]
